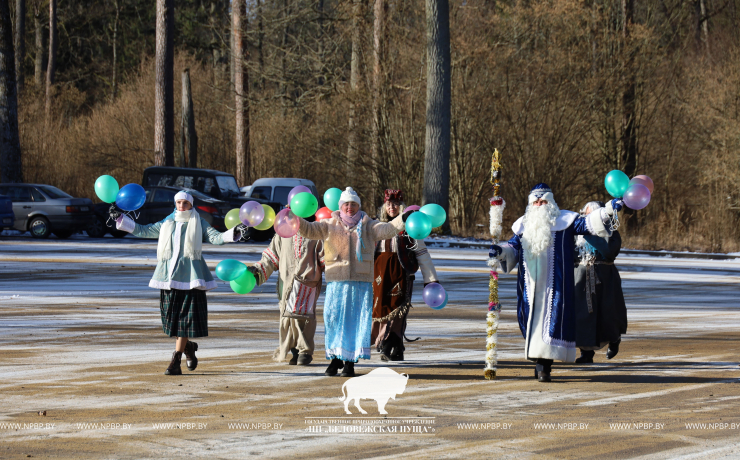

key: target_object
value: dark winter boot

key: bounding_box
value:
[536,360,552,383]
[340,361,355,377]
[165,351,183,376]
[606,339,621,359]
[389,335,405,362]
[324,358,344,376]
[379,338,394,362]
[575,349,595,364]
[297,354,313,365]
[184,341,198,371]
[289,348,299,365]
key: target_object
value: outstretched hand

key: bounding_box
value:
[402,210,415,222]
[108,205,122,220]
[235,224,249,242]
[606,199,624,216]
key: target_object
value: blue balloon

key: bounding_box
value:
[115,183,147,211]
[430,292,448,310]
[423,282,446,308]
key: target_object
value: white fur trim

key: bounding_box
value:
[489,200,505,239]
[528,191,555,205]
[149,278,217,291]
[116,215,136,233]
[587,209,611,239]
[511,210,577,235]
[222,227,238,243]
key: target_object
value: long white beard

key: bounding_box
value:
[521,202,560,259]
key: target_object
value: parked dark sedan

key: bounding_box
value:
[0,183,94,238]
[87,186,231,238]
[0,193,14,231]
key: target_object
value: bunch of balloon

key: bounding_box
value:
[215,259,256,294]
[422,283,447,310]
[604,170,653,210]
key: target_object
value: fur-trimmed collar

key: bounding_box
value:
[511,210,578,236]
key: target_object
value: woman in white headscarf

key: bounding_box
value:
[110,191,244,376]
[295,187,413,377]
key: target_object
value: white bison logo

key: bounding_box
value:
[338,367,409,415]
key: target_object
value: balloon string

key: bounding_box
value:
[610,213,620,231]
[406,236,419,251]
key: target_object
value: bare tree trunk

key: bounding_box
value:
[257,0,264,89]
[44,0,56,124]
[423,0,451,228]
[234,0,250,186]
[14,0,24,92]
[698,0,711,58]
[154,0,174,166]
[346,0,361,182]
[33,4,42,87]
[371,0,385,206]
[111,0,119,100]
[621,0,637,178]
[180,69,197,168]
[0,0,22,182]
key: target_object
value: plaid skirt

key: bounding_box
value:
[160,289,208,338]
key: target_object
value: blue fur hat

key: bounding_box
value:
[529,183,555,204]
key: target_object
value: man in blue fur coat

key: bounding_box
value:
[489,184,622,382]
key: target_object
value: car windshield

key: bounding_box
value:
[183,189,218,202]
[273,186,293,206]
[216,176,240,196]
[38,185,72,199]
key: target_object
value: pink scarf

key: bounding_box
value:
[339,210,364,229]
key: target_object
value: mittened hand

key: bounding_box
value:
[235,224,249,242]
[247,266,262,285]
[489,244,502,258]
[606,199,624,216]
[402,210,415,222]
[108,205,122,220]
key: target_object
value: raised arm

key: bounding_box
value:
[573,199,623,238]
[201,218,239,245]
[297,218,330,241]
[366,214,405,243]
[116,214,167,239]
[413,239,438,284]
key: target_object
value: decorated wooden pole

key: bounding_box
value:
[485,149,505,380]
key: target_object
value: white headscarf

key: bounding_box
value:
[157,191,202,261]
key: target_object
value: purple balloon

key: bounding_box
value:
[422,283,446,308]
[239,201,265,227]
[430,292,448,310]
[405,205,421,212]
[287,186,312,207]
[274,208,300,238]
[623,183,651,210]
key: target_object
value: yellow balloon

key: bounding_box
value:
[254,204,276,231]
[225,208,241,229]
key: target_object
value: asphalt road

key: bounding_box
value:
[0,235,739,459]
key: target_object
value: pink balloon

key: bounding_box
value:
[629,175,654,194]
[287,186,312,207]
[274,208,300,238]
[405,205,421,212]
[239,201,265,227]
[623,184,651,210]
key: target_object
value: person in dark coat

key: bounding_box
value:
[573,201,628,363]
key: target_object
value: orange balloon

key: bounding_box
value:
[315,207,333,221]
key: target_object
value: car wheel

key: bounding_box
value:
[53,231,74,239]
[110,230,128,238]
[86,216,108,238]
[28,216,51,239]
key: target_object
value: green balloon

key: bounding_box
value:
[323,188,342,212]
[290,192,319,218]
[406,212,433,239]
[94,175,119,203]
[420,203,446,228]
[605,170,630,198]
[215,259,246,281]
[225,209,241,230]
[254,204,276,231]
[230,270,256,294]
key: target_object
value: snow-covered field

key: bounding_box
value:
[0,235,739,459]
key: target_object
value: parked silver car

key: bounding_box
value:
[0,183,94,239]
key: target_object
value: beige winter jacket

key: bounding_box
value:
[298,211,405,283]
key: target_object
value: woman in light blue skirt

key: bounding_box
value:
[297,187,410,377]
